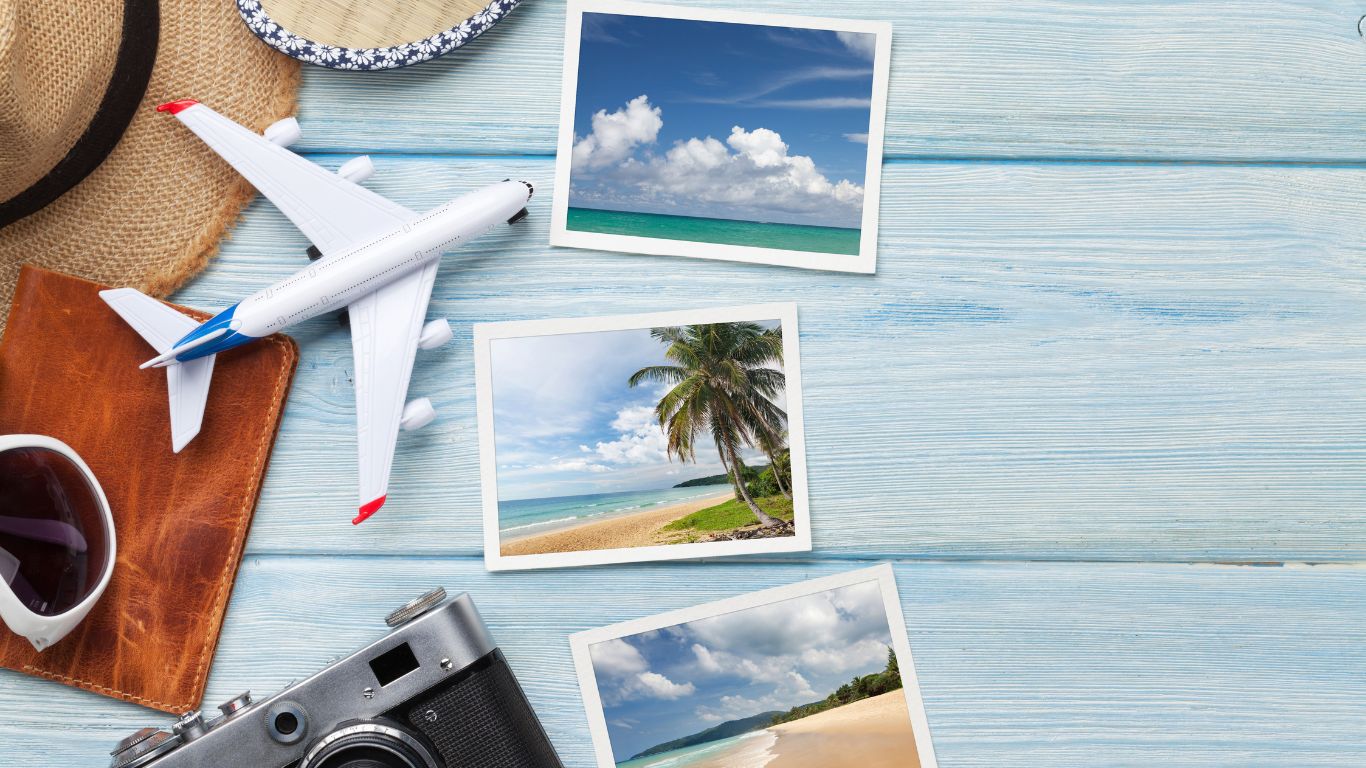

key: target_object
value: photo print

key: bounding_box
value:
[551,1,892,273]
[570,565,938,768]
[475,303,810,570]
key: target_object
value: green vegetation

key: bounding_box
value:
[770,648,903,726]
[663,495,794,532]
[628,710,782,760]
[673,465,765,489]
[629,321,790,527]
[624,649,904,760]
[745,451,790,499]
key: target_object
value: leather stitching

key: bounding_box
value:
[19,328,298,713]
[18,667,183,711]
[185,333,296,710]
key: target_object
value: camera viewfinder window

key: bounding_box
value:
[369,642,421,686]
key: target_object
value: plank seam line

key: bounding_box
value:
[293,150,1366,170]
[237,553,1366,569]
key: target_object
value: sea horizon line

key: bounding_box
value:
[566,204,861,233]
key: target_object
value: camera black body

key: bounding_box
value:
[110,589,564,768]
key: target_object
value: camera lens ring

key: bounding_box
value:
[297,720,439,768]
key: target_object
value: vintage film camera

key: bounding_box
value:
[110,589,564,768]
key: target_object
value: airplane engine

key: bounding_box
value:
[338,155,374,184]
[417,318,452,350]
[400,398,436,431]
[264,117,301,146]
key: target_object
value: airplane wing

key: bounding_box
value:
[158,100,413,256]
[348,260,440,523]
[99,288,216,453]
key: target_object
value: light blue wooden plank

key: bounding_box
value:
[0,559,1361,766]
[291,0,1366,161]
[166,155,1366,562]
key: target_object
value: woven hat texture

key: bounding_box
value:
[0,0,300,335]
[0,0,121,201]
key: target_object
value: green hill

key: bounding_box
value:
[628,710,781,760]
[672,464,768,488]
[770,648,903,726]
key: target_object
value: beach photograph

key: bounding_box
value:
[571,566,937,768]
[475,304,810,570]
[552,2,890,272]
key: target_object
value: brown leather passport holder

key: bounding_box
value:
[0,265,298,713]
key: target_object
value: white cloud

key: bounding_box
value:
[572,94,663,169]
[592,638,697,704]
[636,671,696,700]
[591,638,697,703]
[726,126,787,168]
[610,405,658,433]
[686,580,888,658]
[570,97,865,228]
[591,638,648,677]
[688,66,873,106]
[546,459,612,473]
[836,31,877,60]
[692,643,722,674]
[758,97,872,110]
[843,132,868,144]
[591,404,671,466]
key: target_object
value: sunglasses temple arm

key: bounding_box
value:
[0,516,88,553]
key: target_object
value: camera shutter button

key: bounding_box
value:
[172,712,206,743]
[385,587,447,627]
[218,691,253,718]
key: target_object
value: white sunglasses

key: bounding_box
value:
[0,435,115,651]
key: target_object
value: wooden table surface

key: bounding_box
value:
[6,1,1366,765]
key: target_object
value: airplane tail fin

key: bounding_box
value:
[99,288,216,452]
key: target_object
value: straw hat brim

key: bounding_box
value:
[0,0,301,336]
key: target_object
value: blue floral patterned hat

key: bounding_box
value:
[237,0,521,70]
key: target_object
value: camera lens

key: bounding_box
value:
[319,746,415,768]
[275,712,299,735]
[298,721,439,768]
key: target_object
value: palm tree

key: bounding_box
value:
[629,322,787,527]
[755,428,792,501]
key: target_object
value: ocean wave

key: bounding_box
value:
[622,731,776,768]
[726,730,778,768]
[499,515,581,533]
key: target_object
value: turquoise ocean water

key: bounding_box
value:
[499,485,731,542]
[615,731,777,768]
[566,207,861,256]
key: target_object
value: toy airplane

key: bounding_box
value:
[101,99,533,524]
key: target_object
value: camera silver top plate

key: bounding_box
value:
[111,591,495,768]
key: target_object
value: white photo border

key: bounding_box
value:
[569,564,939,768]
[475,302,812,571]
[550,0,892,274]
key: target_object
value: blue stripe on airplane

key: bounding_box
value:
[173,303,258,362]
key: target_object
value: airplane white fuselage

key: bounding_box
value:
[160,179,529,363]
[236,179,528,337]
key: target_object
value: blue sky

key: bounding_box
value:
[589,580,899,762]
[490,321,782,501]
[569,14,876,228]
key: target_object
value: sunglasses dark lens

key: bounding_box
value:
[0,447,109,616]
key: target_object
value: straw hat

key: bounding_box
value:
[0,0,300,335]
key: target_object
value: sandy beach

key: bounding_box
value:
[501,491,732,556]
[766,691,920,768]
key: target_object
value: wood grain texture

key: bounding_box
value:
[292,0,1366,160]
[163,155,1366,562]
[2,559,1363,766]
[5,0,1366,764]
